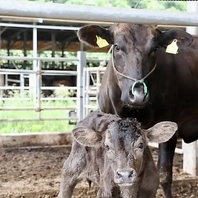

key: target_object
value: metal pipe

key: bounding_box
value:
[0,22,80,30]
[0,86,77,90]
[77,51,86,121]
[0,56,78,61]
[32,23,37,106]
[0,107,77,111]
[41,98,77,101]
[0,117,77,122]
[0,69,77,75]
[0,26,8,35]
[0,0,198,26]
[36,60,41,119]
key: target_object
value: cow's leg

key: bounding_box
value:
[158,134,177,198]
[97,190,113,198]
[97,188,115,198]
[58,154,86,198]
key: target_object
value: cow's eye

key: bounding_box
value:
[104,144,110,151]
[114,44,120,52]
[148,45,158,56]
[138,142,144,149]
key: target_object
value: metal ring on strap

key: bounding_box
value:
[131,80,148,95]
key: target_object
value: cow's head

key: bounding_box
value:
[72,112,177,186]
[77,24,193,108]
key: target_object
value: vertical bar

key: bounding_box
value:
[51,32,56,68]
[96,68,100,108]
[61,41,65,68]
[36,60,41,119]
[82,66,86,118]
[85,68,90,117]
[182,1,198,176]
[23,30,27,69]
[32,23,38,107]
[7,40,10,66]
[77,51,86,121]
[20,73,24,98]
[0,73,3,98]
[5,74,8,86]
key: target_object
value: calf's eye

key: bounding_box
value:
[138,142,144,149]
[104,144,110,151]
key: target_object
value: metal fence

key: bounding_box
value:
[0,55,108,123]
[0,55,84,122]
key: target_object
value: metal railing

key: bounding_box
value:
[0,55,86,122]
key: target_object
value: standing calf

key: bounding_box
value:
[58,111,177,198]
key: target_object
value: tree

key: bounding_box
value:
[27,0,187,11]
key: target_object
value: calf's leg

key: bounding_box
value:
[58,153,86,198]
[158,134,177,198]
[97,185,121,198]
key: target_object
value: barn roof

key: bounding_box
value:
[0,22,110,52]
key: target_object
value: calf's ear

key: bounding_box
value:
[144,121,178,144]
[77,111,119,132]
[72,126,102,147]
[77,25,112,48]
[158,29,193,48]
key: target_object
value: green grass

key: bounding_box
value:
[0,91,78,134]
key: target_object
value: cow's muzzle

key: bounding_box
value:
[114,169,137,186]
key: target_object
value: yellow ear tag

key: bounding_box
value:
[96,35,109,48]
[165,39,178,54]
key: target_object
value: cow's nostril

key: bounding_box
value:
[129,89,134,98]
[128,170,134,178]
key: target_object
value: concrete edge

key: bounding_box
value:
[0,132,72,147]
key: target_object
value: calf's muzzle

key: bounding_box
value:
[115,169,137,185]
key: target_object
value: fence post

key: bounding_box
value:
[83,68,90,118]
[77,51,86,121]
[182,1,198,176]
[20,73,24,98]
[0,73,3,98]
[29,23,37,103]
[36,60,41,120]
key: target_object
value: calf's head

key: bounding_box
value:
[72,112,177,186]
[77,24,193,108]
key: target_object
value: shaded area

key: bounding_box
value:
[0,22,110,53]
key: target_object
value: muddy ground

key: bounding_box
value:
[0,146,198,198]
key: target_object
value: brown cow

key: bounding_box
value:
[58,111,177,198]
[77,24,197,198]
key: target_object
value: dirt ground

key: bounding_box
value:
[0,146,198,198]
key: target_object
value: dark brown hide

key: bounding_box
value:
[77,23,197,198]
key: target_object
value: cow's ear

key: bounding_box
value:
[72,127,103,147]
[77,25,112,48]
[144,121,178,144]
[158,29,193,48]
